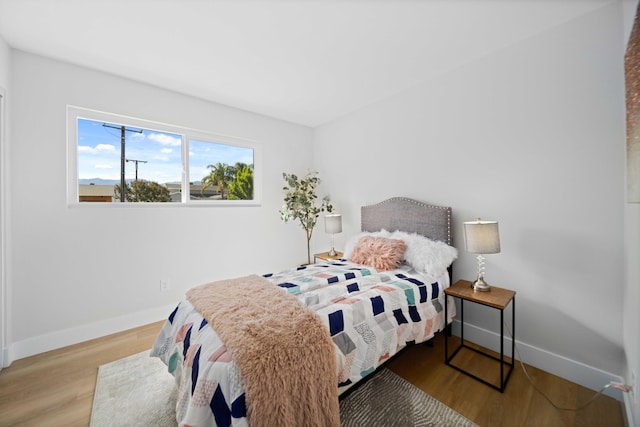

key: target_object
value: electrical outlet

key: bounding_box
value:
[160,279,170,293]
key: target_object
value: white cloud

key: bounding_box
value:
[148,133,181,147]
[153,155,170,162]
[78,144,116,154]
[95,164,113,169]
[161,148,173,154]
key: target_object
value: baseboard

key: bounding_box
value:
[622,390,635,427]
[449,320,626,402]
[3,304,175,367]
[1,346,8,370]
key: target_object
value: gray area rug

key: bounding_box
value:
[340,369,478,427]
[91,351,478,427]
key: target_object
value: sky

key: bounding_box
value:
[77,118,254,184]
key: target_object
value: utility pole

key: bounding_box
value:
[126,159,147,181]
[103,124,143,202]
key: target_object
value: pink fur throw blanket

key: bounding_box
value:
[186,274,339,427]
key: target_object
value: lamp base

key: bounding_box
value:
[328,247,338,257]
[471,276,491,292]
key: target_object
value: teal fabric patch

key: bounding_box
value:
[360,367,375,377]
[168,351,180,373]
[388,280,414,305]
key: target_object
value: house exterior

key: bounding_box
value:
[78,184,114,203]
[78,183,221,203]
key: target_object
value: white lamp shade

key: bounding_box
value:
[464,220,500,254]
[325,214,342,234]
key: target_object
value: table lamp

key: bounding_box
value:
[463,219,500,291]
[324,214,342,256]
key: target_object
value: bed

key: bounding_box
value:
[151,197,457,427]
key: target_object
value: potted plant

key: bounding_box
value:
[280,171,334,264]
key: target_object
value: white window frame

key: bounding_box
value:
[67,106,262,207]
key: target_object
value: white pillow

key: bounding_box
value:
[389,230,458,275]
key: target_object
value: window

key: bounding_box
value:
[67,107,261,205]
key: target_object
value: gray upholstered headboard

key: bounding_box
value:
[361,197,452,245]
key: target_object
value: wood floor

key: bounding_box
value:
[386,335,625,427]
[0,322,625,427]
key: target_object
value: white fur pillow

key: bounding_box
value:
[389,230,457,275]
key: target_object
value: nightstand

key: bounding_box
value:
[314,251,344,263]
[444,279,516,392]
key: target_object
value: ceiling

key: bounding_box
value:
[0,0,611,127]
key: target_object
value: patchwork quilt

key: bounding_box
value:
[151,260,455,427]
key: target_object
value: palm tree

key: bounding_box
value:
[230,162,249,178]
[201,162,231,199]
[228,165,254,200]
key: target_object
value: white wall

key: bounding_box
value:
[624,205,640,424]
[0,35,10,369]
[6,51,314,363]
[0,36,9,88]
[315,2,626,391]
[623,0,640,423]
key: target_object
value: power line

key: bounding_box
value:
[126,158,147,181]
[102,124,143,202]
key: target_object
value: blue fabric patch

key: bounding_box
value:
[296,265,307,270]
[328,276,339,284]
[262,273,273,278]
[199,318,208,330]
[396,273,424,287]
[347,283,360,293]
[393,308,408,324]
[278,282,297,288]
[231,393,247,418]
[345,272,356,280]
[339,379,353,387]
[408,305,421,322]
[328,310,344,336]
[211,385,232,427]
[431,281,439,299]
[418,285,428,303]
[371,296,384,316]
[183,326,192,358]
[168,305,179,324]
[191,347,201,394]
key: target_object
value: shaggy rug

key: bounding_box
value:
[91,351,478,427]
